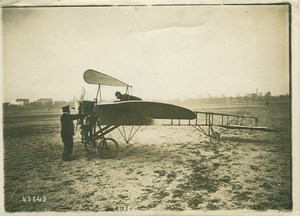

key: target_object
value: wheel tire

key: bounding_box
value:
[84,141,97,154]
[210,132,220,144]
[96,138,119,159]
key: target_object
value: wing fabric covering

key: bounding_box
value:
[96,101,196,125]
[83,69,131,87]
[97,108,154,125]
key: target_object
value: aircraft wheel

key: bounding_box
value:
[210,132,220,144]
[84,141,97,154]
[96,138,119,159]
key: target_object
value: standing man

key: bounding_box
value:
[60,105,80,161]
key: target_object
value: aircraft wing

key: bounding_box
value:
[96,108,154,125]
[96,101,196,125]
[83,69,131,87]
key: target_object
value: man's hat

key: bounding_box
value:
[61,105,70,112]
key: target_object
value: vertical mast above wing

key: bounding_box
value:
[83,69,131,87]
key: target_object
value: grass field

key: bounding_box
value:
[3,101,292,212]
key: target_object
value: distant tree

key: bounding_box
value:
[264,91,272,106]
[264,91,272,97]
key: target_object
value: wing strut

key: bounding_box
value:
[96,84,102,103]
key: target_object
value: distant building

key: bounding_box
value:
[36,98,53,105]
[248,93,257,98]
[248,88,263,97]
[16,99,30,104]
[9,100,25,106]
[9,99,29,106]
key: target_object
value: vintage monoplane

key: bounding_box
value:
[77,69,273,159]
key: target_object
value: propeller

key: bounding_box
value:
[75,87,86,131]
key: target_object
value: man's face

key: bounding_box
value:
[116,93,121,99]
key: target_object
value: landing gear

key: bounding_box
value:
[96,138,119,159]
[84,140,97,154]
[210,132,220,144]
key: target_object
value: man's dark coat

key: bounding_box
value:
[60,113,79,161]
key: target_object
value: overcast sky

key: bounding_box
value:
[2,4,289,102]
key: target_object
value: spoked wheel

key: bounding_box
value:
[210,132,220,144]
[84,141,97,154]
[96,138,119,159]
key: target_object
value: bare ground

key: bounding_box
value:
[3,102,292,213]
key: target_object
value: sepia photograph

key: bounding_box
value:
[1,0,299,215]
